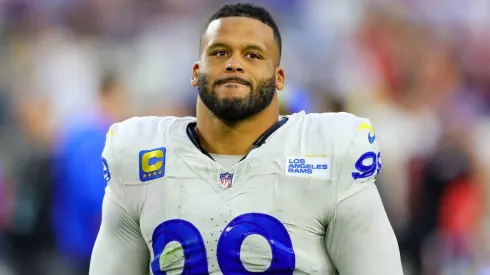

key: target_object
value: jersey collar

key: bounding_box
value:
[186,117,289,162]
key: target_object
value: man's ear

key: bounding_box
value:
[191,62,200,87]
[275,67,285,91]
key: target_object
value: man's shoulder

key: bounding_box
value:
[295,111,370,141]
[111,115,193,136]
[106,116,195,165]
[108,116,194,150]
[304,111,365,128]
[103,116,195,185]
[281,111,375,166]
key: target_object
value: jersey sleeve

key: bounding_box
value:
[89,125,149,275]
[89,190,150,275]
[336,118,382,201]
[325,118,404,275]
[325,185,404,275]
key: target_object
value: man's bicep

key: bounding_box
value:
[325,184,403,275]
[89,191,149,275]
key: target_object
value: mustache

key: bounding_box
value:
[214,77,251,86]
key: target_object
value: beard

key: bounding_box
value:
[197,73,276,123]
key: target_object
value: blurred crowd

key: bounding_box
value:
[0,0,488,274]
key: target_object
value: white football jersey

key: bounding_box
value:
[91,111,403,275]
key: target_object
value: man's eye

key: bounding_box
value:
[213,51,228,57]
[245,53,260,59]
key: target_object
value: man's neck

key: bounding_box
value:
[195,99,279,156]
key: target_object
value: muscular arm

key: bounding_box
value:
[89,122,150,274]
[324,117,403,275]
[89,187,149,275]
[326,184,404,275]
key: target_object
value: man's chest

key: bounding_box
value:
[139,173,337,275]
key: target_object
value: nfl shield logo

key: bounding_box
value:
[218,172,234,189]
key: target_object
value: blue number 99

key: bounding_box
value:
[352,151,378,180]
[151,213,296,275]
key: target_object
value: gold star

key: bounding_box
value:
[143,174,147,178]
[153,171,157,176]
[158,171,162,174]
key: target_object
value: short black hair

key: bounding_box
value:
[202,2,282,62]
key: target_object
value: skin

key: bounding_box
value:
[191,17,285,155]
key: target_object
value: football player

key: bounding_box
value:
[89,3,404,275]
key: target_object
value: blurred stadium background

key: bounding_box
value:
[0,0,488,274]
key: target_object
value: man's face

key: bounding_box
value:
[192,17,285,122]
